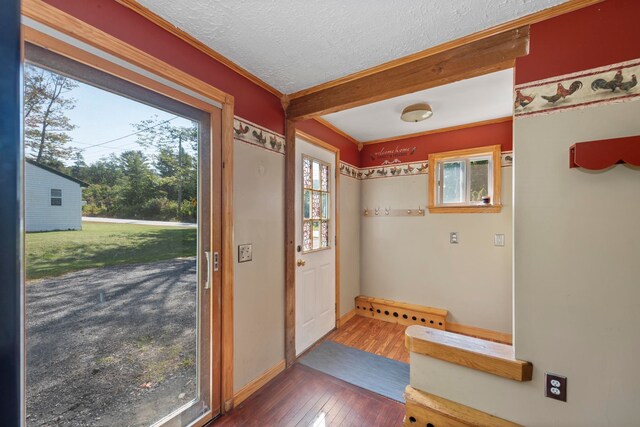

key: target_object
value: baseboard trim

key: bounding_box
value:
[233,360,286,406]
[337,308,356,327]
[446,322,513,345]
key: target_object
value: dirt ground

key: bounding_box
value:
[26,258,198,427]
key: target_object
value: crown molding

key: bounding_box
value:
[313,117,361,146]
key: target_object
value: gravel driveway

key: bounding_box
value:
[26,258,198,427]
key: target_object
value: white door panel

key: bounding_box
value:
[295,137,336,356]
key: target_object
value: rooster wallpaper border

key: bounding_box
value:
[514,58,640,118]
[233,117,285,155]
[339,151,513,181]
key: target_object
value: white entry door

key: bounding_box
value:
[295,137,336,356]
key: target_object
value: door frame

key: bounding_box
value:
[21,0,235,423]
[285,127,340,366]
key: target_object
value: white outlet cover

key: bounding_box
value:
[494,234,505,246]
[238,244,252,263]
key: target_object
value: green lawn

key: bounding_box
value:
[26,222,197,280]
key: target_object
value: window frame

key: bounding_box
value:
[428,145,502,213]
[50,188,62,206]
[301,154,332,254]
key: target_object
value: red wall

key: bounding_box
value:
[297,119,361,166]
[46,0,637,163]
[44,0,285,134]
[516,0,640,84]
[359,120,512,168]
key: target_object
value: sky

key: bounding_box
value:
[35,69,196,165]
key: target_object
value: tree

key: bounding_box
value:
[82,154,123,187]
[119,151,156,210]
[134,116,198,218]
[24,64,78,165]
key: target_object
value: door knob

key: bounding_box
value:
[296,259,306,267]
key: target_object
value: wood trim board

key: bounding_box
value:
[233,360,287,406]
[404,385,522,427]
[115,0,283,98]
[22,0,232,106]
[337,309,356,328]
[284,129,342,366]
[313,117,360,146]
[447,322,513,346]
[428,144,502,214]
[286,26,527,120]
[288,0,604,100]
[284,120,297,367]
[221,102,235,413]
[405,325,532,381]
[22,2,236,418]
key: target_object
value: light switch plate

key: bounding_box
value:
[494,234,505,246]
[545,373,567,402]
[450,232,458,244]
[238,244,252,263]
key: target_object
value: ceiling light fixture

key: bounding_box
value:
[401,102,433,122]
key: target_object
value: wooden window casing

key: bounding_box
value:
[428,145,502,213]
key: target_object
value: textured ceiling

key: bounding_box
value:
[322,69,514,142]
[136,0,568,94]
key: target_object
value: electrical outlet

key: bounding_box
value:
[238,244,252,263]
[450,232,459,244]
[494,234,505,246]
[545,373,567,402]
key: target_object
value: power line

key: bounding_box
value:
[74,116,178,152]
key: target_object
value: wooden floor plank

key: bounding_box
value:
[212,364,404,426]
[325,315,409,363]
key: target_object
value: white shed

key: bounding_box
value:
[25,159,88,232]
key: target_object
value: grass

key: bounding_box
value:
[25,222,196,280]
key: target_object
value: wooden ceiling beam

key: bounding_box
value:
[286,26,529,121]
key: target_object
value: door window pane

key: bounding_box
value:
[321,193,329,219]
[302,155,331,252]
[321,220,329,248]
[303,190,311,220]
[312,161,321,190]
[312,220,321,250]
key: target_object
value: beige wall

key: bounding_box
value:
[339,174,361,317]
[360,170,513,333]
[233,141,285,392]
[411,100,640,425]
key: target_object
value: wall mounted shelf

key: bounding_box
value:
[570,135,640,170]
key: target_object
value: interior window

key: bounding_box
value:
[302,155,330,252]
[428,145,501,213]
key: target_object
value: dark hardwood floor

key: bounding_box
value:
[212,364,405,426]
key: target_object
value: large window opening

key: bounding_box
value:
[24,44,214,427]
